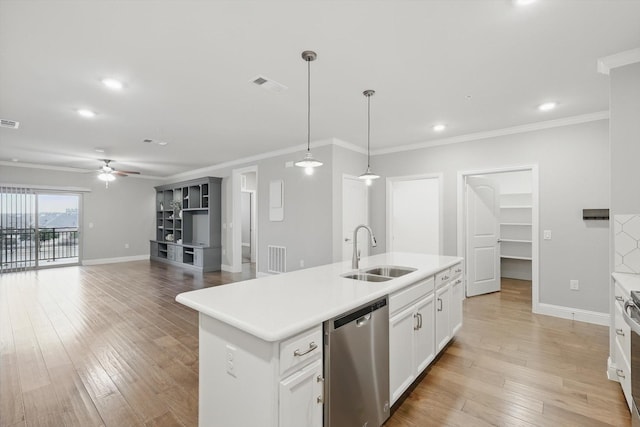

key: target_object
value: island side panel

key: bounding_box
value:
[199,313,279,427]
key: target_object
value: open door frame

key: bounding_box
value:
[231,165,258,273]
[456,165,539,312]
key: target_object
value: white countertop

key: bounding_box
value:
[613,272,640,293]
[176,252,462,342]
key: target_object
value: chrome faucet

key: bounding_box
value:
[352,224,377,270]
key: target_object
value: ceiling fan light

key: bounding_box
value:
[294,151,323,168]
[98,172,115,182]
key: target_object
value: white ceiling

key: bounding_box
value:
[1,0,639,177]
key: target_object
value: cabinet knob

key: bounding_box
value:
[616,295,624,302]
[617,368,626,379]
[317,396,324,404]
[616,328,625,336]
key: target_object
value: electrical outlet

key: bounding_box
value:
[124,243,129,249]
[226,344,236,377]
[543,230,552,240]
[570,280,579,291]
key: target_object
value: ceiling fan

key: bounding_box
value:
[97,159,140,186]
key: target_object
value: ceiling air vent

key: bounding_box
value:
[250,75,288,93]
[0,119,20,129]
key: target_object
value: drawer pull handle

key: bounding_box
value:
[617,369,626,379]
[317,375,324,383]
[413,314,419,330]
[294,342,318,357]
[417,312,423,329]
[437,298,443,312]
[616,296,624,302]
[443,275,449,280]
[616,328,625,336]
[317,395,324,404]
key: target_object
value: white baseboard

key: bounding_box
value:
[256,272,271,278]
[83,254,149,266]
[221,264,241,273]
[534,302,610,326]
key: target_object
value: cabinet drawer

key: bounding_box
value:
[615,339,632,411]
[435,269,452,288]
[614,302,631,364]
[390,277,434,315]
[280,326,322,376]
[615,282,628,309]
[450,263,463,279]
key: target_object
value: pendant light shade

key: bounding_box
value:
[359,89,380,185]
[295,50,323,172]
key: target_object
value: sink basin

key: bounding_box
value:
[362,265,417,278]
[341,273,392,282]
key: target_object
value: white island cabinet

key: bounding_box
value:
[176,252,463,427]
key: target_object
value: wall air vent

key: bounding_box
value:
[250,75,288,93]
[0,119,20,129]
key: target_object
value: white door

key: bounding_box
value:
[342,177,369,261]
[466,176,501,297]
[388,177,440,254]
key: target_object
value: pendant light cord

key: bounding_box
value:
[367,94,371,168]
[307,57,311,153]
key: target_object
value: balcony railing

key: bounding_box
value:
[1,227,79,271]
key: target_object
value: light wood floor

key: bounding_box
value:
[0,263,630,427]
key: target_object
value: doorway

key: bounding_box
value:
[342,176,369,261]
[386,174,442,254]
[457,166,539,309]
[241,176,256,264]
[231,166,257,275]
[0,187,81,273]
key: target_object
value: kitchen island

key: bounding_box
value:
[176,252,463,427]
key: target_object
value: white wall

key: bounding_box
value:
[168,143,336,273]
[0,165,160,262]
[370,120,610,314]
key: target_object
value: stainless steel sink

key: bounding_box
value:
[362,265,417,278]
[341,273,392,282]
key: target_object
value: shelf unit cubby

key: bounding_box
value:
[500,192,533,280]
[150,177,222,273]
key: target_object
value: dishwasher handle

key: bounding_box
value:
[356,313,371,327]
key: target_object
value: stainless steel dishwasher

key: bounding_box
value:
[324,296,389,427]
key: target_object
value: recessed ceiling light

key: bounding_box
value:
[11,158,19,162]
[433,124,446,132]
[77,109,96,118]
[514,0,536,6]
[101,78,124,91]
[538,102,557,112]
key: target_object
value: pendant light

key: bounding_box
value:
[359,89,380,185]
[294,50,323,175]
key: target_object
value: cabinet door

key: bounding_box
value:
[414,294,435,373]
[150,241,158,257]
[389,304,416,404]
[174,246,183,263]
[279,359,323,427]
[194,248,203,267]
[450,277,463,335]
[435,284,451,352]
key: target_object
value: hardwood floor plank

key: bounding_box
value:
[0,265,630,427]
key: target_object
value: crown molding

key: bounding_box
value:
[332,138,367,155]
[164,138,338,181]
[371,111,610,156]
[598,48,640,75]
[0,160,163,180]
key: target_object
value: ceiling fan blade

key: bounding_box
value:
[117,170,140,175]
[113,171,129,177]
